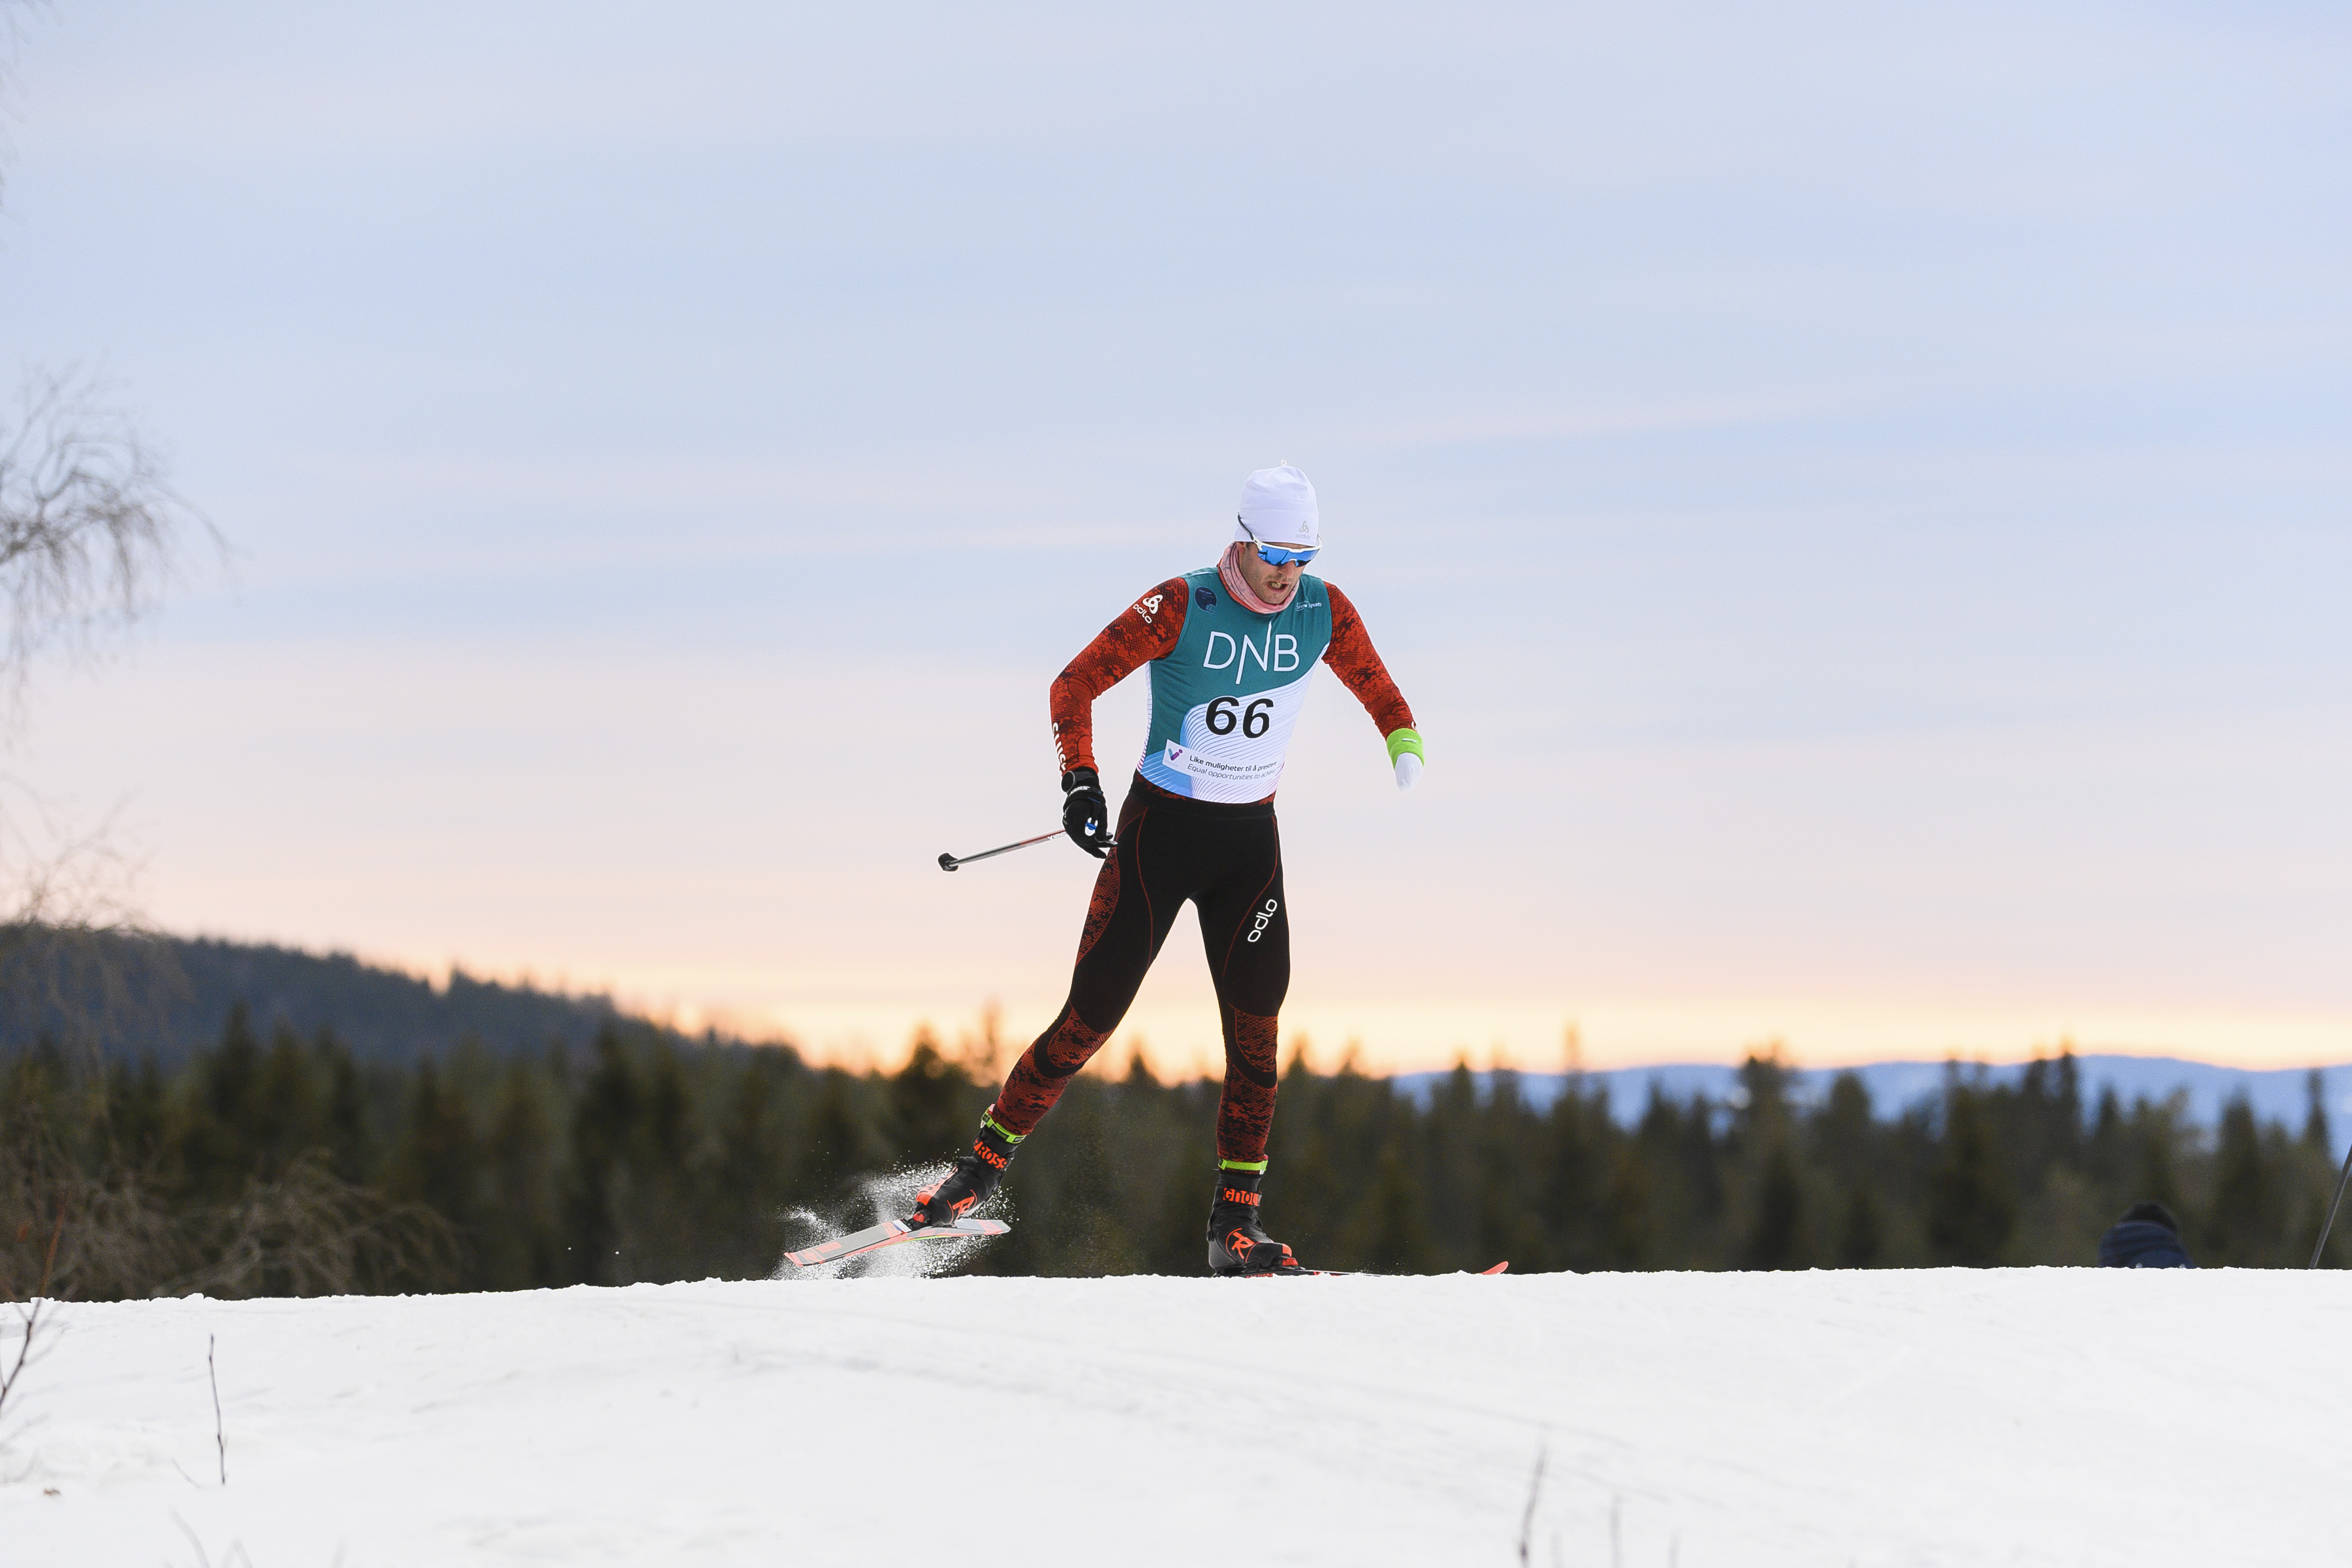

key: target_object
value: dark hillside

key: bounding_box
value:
[0,932,753,1067]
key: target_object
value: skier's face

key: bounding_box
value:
[1237,543,1304,605]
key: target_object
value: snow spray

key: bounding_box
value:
[772,1164,1013,1280]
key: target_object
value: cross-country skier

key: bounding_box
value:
[907,464,1422,1274]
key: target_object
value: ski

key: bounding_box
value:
[782,1216,1010,1269]
[1245,1260,1511,1278]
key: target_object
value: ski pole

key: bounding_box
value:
[938,828,1114,872]
[2308,1136,2352,1269]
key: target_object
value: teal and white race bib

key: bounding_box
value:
[1136,569,1333,803]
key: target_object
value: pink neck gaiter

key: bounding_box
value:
[1218,542,1294,614]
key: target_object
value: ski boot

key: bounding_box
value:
[907,1114,1021,1229]
[1207,1165,1305,1275]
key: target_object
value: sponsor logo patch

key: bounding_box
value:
[1195,586,1218,609]
[1245,896,1279,943]
[1162,740,1279,784]
[1136,593,1163,621]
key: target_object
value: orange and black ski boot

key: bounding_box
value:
[1207,1166,1305,1275]
[907,1115,1021,1230]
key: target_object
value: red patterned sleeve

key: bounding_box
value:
[1049,578,1190,776]
[1321,582,1415,735]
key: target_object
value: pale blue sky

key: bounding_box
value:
[6,3,2349,1070]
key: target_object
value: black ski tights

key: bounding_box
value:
[988,779,1289,1164]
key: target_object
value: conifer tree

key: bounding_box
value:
[1540,1083,1617,1270]
[567,1027,641,1283]
[1835,1186,1883,1267]
[388,1057,485,1269]
[888,1032,973,1165]
[479,1060,564,1289]
[1926,1090,2015,1265]
[1743,1143,1808,1269]
[2204,1098,2286,1266]
[1348,1139,1441,1273]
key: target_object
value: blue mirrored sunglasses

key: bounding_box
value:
[1239,520,1318,566]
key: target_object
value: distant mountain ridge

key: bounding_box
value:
[1393,1057,2352,1133]
[1,934,751,1067]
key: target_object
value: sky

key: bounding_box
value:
[2,2,2348,1076]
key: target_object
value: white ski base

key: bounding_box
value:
[3,1268,2342,1565]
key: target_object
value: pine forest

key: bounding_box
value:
[7,998,2344,1301]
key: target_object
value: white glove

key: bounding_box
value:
[1387,727,1425,793]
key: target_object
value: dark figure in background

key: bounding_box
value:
[2097,1201,2194,1268]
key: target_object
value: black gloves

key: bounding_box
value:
[1060,767,1111,858]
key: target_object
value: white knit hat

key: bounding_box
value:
[1233,464,1319,549]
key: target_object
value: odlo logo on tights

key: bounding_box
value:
[1245,897,1279,943]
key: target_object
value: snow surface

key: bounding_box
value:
[5,1263,2346,1566]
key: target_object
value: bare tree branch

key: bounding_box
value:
[0,365,216,705]
[1517,1441,1546,1567]
[208,1332,223,1485]
[0,22,222,1313]
[0,1199,61,1429]
[173,1152,461,1300]
[0,365,214,1077]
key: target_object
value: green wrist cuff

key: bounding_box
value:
[1385,727,1424,765]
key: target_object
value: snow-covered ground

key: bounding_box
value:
[5,1263,2343,1565]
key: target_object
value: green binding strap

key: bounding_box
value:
[980,1112,1027,1145]
[1218,1157,1269,1173]
[1385,727,1424,766]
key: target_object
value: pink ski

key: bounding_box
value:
[782,1216,1009,1270]
[1256,1260,1511,1278]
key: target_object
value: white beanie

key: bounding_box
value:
[1233,464,1319,549]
